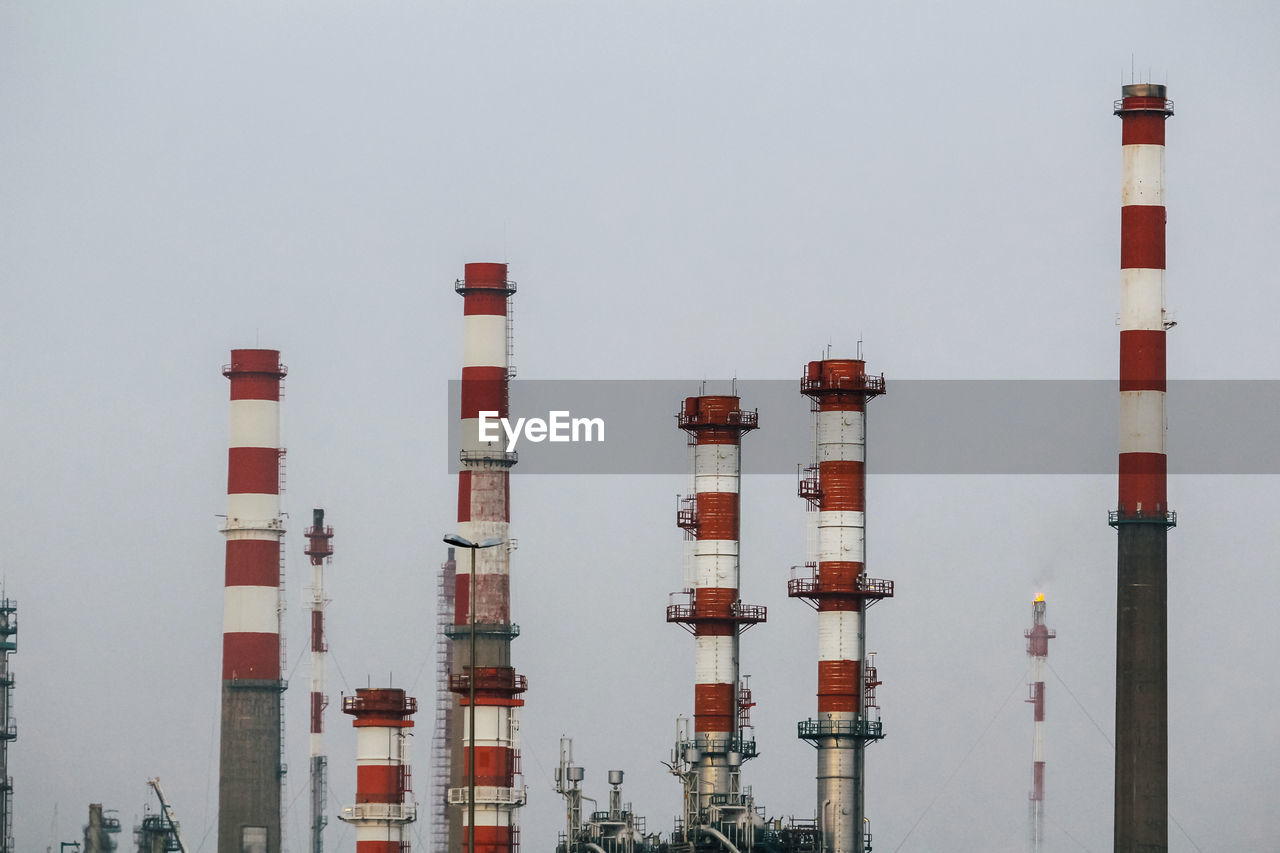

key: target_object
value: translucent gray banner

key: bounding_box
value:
[444,380,1280,475]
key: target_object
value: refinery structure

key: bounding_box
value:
[15,81,1193,853]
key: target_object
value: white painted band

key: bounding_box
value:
[694,445,739,493]
[226,493,280,526]
[1120,268,1166,331]
[461,811,506,827]
[463,315,509,369]
[356,726,408,762]
[817,510,865,530]
[695,635,737,683]
[816,411,865,462]
[817,610,863,661]
[693,554,737,589]
[223,586,279,635]
[455,520,510,576]
[229,399,280,448]
[1119,390,1166,454]
[462,705,511,747]
[816,524,865,564]
[1121,144,1165,206]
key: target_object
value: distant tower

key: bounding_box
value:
[449,263,526,853]
[789,358,892,853]
[0,598,15,853]
[83,803,122,853]
[432,549,458,852]
[306,510,335,853]
[1025,595,1055,852]
[1110,82,1175,853]
[218,349,287,853]
[339,688,418,853]
[667,394,765,824]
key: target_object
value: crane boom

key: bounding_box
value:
[146,778,188,853]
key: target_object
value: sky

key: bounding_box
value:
[3,2,1279,851]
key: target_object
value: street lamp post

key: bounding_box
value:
[444,533,503,853]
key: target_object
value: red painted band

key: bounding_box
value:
[228,375,282,401]
[816,396,867,412]
[458,697,525,707]
[227,447,280,495]
[1119,330,1166,391]
[350,713,415,728]
[695,492,738,541]
[356,765,406,802]
[818,461,865,511]
[694,682,736,733]
[357,842,405,853]
[463,826,513,853]
[464,745,515,786]
[461,368,507,420]
[1120,111,1167,146]
[457,471,473,522]
[692,431,746,446]
[464,262,509,287]
[311,610,324,653]
[463,291,509,316]
[464,471,509,522]
[1120,206,1166,270]
[817,659,861,714]
[453,574,510,625]
[225,539,280,587]
[222,632,280,681]
[311,691,324,734]
[1118,452,1168,510]
[693,587,737,618]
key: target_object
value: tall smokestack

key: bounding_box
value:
[306,509,334,853]
[667,394,765,820]
[449,263,526,853]
[1025,595,1055,852]
[1111,82,1174,853]
[339,688,418,853]
[788,358,890,853]
[219,349,286,853]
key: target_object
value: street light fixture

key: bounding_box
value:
[443,533,503,853]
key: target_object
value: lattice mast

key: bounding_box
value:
[218,350,287,853]
[449,264,527,853]
[789,358,892,853]
[305,509,334,853]
[667,394,765,818]
[1025,595,1055,852]
[1110,82,1175,853]
[433,549,458,853]
[0,599,14,853]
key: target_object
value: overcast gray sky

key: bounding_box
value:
[3,2,1278,851]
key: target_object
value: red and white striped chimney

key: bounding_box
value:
[1111,82,1175,853]
[306,509,334,853]
[1025,594,1054,852]
[450,263,526,853]
[789,358,891,853]
[219,348,286,853]
[668,395,765,813]
[1116,83,1173,523]
[340,688,418,853]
